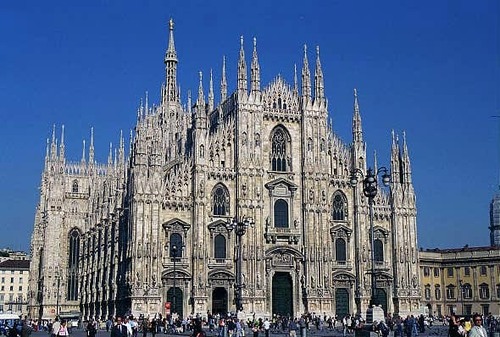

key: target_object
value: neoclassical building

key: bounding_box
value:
[28,21,420,320]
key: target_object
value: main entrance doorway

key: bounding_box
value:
[335,288,350,318]
[212,287,228,315]
[167,287,183,318]
[375,288,387,314]
[272,272,293,317]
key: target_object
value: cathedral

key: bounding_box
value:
[28,20,420,321]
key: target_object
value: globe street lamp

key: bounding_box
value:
[226,217,254,312]
[350,167,390,307]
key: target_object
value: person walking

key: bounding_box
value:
[111,317,128,337]
[86,319,97,337]
[468,315,487,337]
[262,319,270,337]
[55,321,70,337]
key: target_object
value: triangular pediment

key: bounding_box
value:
[264,177,298,192]
[162,218,191,232]
[207,219,229,231]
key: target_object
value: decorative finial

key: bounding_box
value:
[169,18,174,31]
[304,44,307,55]
[316,45,320,56]
[354,88,358,97]
[253,37,257,49]
[240,36,244,48]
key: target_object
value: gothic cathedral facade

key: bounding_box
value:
[28,21,420,320]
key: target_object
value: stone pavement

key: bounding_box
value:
[30,325,451,337]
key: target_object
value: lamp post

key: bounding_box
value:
[350,167,390,307]
[226,216,254,312]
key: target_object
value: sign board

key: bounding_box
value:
[164,302,171,315]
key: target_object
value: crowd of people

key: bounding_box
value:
[10,311,500,337]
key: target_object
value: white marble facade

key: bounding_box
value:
[28,20,420,321]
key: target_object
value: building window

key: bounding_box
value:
[212,184,229,216]
[463,283,472,299]
[433,268,440,277]
[464,267,470,276]
[19,277,22,283]
[479,283,490,299]
[169,233,183,258]
[274,199,289,228]
[9,286,13,291]
[480,266,487,276]
[481,304,489,316]
[435,286,441,300]
[335,238,346,263]
[0,286,3,291]
[10,277,13,283]
[67,229,80,301]
[464,305,472,316]
[446,286,455,299]
[1,277,4,283]
[271,127,290,172]
[214,234,226,259]
[496,284,500,298]
[374,239,383,263]
[18,286,22,291]
[72,180,79,193]
[424,286,431,300]
[447,268,454,277]
[332,191,347,221]
[423,267,430,277]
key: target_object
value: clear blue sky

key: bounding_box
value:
[0,1,498,252]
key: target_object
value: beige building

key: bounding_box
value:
[0,259,30,316]
[419,246,500,317]
[28,21,420,320]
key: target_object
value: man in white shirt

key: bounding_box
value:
[468,314,487,337]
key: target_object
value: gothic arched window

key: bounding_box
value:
[72,180,79,193]
[67,229,80,301]
[271,127,290,172]
[169,233,183,258]
[374,239,384,263]
[335,238,346,262]
[274,199,289,228]
[214,234,226,259]
[332,191,347,221]
[212,184,229,216]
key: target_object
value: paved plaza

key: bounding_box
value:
[29,325,451,337]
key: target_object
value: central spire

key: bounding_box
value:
[164,18,179,104]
